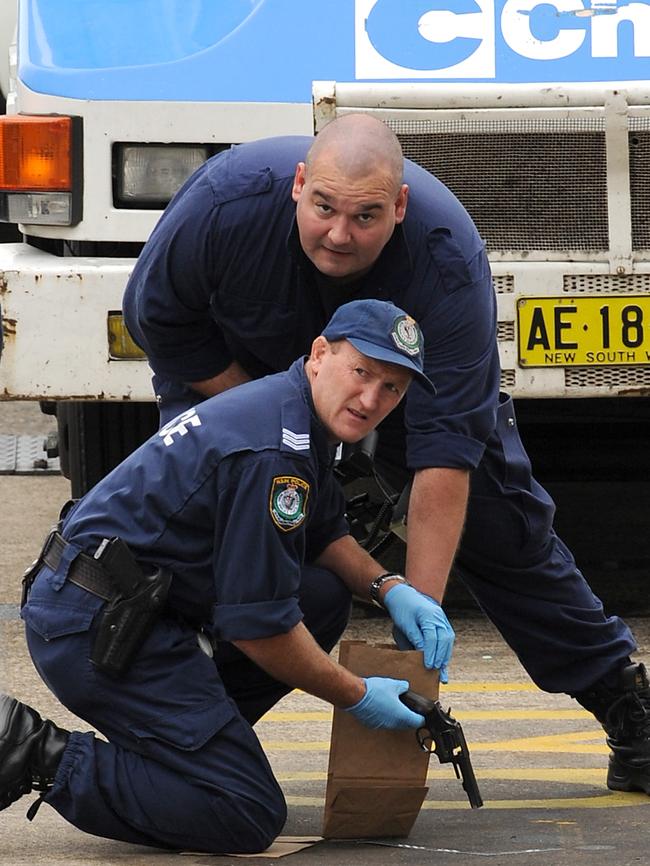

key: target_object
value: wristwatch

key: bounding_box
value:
[369,572,411,608]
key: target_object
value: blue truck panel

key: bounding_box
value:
[18,0,650,102]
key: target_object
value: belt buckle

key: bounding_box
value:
[20,558,40,608]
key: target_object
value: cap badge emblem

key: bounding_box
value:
[391,315,421,357]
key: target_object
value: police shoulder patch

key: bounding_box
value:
[269,476,310,532]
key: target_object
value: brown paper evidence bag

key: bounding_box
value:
[322,640,440,839]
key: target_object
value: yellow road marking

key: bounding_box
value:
[460,710,591,720]
[476,730,608,754]
[293,682,541,696]
[275,768,611,783]
[450,768,604,783]
[273,768,650,810]
[262,730,606,753]
[284,792,649,810]
[262,712,331,721]
[260,709,592,722]
[441,682,541,692]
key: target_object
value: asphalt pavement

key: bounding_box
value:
[1,403,650,866]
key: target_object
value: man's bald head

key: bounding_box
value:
[292,114,409,282]
[306,114,404,193]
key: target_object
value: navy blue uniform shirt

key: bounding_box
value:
[123,136,500,471]
[59,360,348,638]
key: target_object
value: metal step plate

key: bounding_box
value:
[0,434,61,475]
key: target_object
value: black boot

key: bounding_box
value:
[0,693,69,814]
[573,662,650,794]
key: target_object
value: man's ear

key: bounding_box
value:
[309,335,329,373]
[394,183,409,224]
[291,162,307,203]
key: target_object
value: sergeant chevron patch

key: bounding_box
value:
[282,428,310,451]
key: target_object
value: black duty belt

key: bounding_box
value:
[42,532,116,601]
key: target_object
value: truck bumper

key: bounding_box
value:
[0,243,152,400]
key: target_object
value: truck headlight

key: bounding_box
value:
[113,144,212,208]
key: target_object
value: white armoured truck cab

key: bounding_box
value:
[2,0,650,495]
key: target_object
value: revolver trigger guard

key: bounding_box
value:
[416,727,433,752]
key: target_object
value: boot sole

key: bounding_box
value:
[608,763,650,795]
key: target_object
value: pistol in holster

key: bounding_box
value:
[90,537,171,677]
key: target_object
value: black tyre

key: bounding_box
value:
[56,401,159,497]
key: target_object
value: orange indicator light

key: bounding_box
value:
[0,116,72,191]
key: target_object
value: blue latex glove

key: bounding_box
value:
[345,677,426,730]
[384,583,455,683]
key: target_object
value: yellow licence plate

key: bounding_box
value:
[517,296,650,367]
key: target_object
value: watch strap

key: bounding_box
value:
[369,572,410,608]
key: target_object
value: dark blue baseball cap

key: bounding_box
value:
[321,299,436,393]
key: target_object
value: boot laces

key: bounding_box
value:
[26,793,47,822]
[31,770,56,793]
[606,688,650,740]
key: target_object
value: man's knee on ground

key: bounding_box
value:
[201,786,287,854]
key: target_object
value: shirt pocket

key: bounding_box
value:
[215,285,297,338]
[213,287,301,373]
[426,227,473,295]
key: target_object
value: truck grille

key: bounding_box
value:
[565,367,650,389]
[390,118,608,254]
[629,121,650,251]
[315,82,650,399]
[563,273,650,293]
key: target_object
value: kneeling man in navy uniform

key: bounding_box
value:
[0,299,454,854]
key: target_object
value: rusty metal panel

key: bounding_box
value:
[0,244,152,401]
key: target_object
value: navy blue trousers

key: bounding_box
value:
[22,563,351,853]
[455,393,635,694]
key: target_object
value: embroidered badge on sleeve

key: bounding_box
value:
[269,476,310,531]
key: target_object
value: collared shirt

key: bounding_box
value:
[123,136,500,472]
[61,360,348,639]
